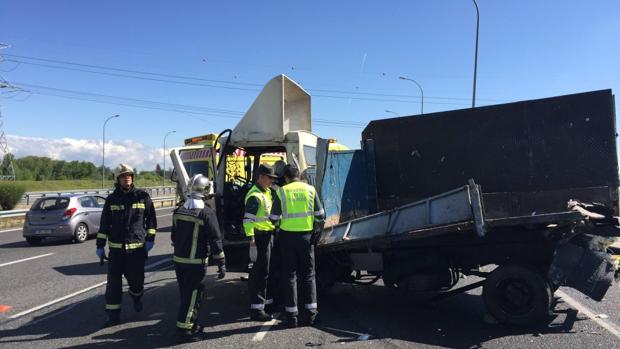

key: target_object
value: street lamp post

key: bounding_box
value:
[163,130,176,187]
[102,114,120,188]
[385,110,400,117]
[398,76,424,114]
[472,0,480,108]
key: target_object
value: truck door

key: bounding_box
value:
[315,138,330,206]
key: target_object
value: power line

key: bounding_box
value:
[12,82,366,128]
[2,53,506,105]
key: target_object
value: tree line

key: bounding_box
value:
[0,154,163,181]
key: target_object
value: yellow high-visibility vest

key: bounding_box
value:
[277,181,316,232]
[243,185,275,236]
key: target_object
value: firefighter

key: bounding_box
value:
[95,163,157,327]
[244,164,278,321]
[270,165,325,328]
[172,174,226,342]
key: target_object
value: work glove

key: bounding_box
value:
[96,247,105,259]
[145,241,154,252]
[217,259,226,279]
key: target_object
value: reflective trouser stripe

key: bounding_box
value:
[176,321,193,329]
[285,306,298,313]
[108,242,144,249]
[305,303,318,309]
[173,255,207,264]
[211,251,225,260]
[97,233,107,239]
[265,299,274,305]
[183,290,198,328]
[147,229,156,236]
[106,304,121,310]
[250,304,265,310]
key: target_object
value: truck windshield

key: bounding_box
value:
[183,161,211,179]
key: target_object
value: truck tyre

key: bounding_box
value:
[483,265,552,327]
[74,223,89,243]
[26,237,42,245]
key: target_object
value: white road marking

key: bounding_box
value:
[251,313,280,342]
[0,228,22,234]
[8,257,173,320]
[0,253,54,268]
[556,289,620,339]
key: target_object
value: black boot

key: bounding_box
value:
[284,314,298,328]
[103,311,121,328]
[250,310,273,322]
[131,295,143,312]
[301,311,319,326]
[176,326,204,343]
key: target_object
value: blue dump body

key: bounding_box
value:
[320,149,372,227]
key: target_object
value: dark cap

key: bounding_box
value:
[283,164,300,179]
[257,164,278,178]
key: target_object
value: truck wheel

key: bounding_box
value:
[483,265,552,327]
[73,223,89,243]
[26,237,42,245]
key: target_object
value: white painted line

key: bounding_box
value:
[0,227,22,234]
[556,289,620,339]
[8,281,107,319]
[0,253,54,268]
[251,313,279,342]
[8,257,173,320]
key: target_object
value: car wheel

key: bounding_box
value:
[74,223,89,243]
[26,237,42,245]
[483,265,552,327]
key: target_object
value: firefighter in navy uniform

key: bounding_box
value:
[270,165,325,328]
[95,163,157,327]
[244,164,279,321]
[172,174,226,342]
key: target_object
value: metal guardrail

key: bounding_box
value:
[0,196,177,218]
[21,186,176,205]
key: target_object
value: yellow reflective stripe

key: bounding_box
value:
[147,229,156,236]
[110,205,124,211]
[173,255,207,264]
[176,321,193,329]
[108,242,144,249]
[185,290,198,326]
[211,251,225,260]
[174,214,204,225]
[126,242,144,249]
[96,233,107,239]
[106,304,121,310]
[132,203,145,209]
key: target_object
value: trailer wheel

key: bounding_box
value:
[483,265,552,327]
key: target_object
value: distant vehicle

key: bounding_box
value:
[23,194,105,245]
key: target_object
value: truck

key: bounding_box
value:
[170,75,346,247]
[313,88,619,326]
[171,75,619,326]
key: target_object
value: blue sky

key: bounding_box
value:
[0,0,618,170]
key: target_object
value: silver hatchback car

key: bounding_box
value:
[23,194,106,245]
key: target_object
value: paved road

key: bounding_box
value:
[1,208,619,348]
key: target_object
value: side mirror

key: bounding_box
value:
[170,169,178,183]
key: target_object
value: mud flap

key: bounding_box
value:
[548,242,617,301]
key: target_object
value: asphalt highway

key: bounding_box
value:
[1,208,619,348]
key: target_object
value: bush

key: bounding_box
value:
[0,182,26,210]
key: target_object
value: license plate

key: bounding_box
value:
[35,230,51,235]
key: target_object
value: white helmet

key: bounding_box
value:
[113,163,134,179]
[188,174,213,198]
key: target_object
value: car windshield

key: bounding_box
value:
[33,198,70,211]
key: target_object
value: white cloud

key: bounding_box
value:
[6,134,165,172]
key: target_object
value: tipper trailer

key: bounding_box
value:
[313,89,619,326]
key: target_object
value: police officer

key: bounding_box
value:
[172,174,226,342]
[96,163,157,327]
[244,164,278,321]
[270,165,325,328]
